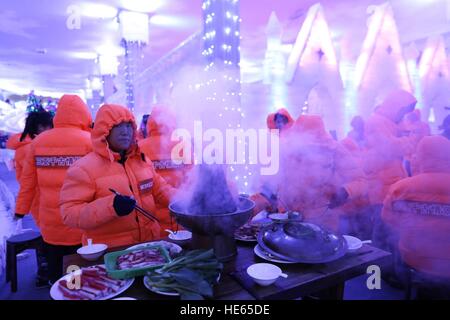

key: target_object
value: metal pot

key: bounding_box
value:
[169,196,255,262]
[257,221,348,263]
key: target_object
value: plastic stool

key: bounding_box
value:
[6,231,43,292]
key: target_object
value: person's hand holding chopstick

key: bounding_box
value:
[110,189,136,217]
[109,188,160,222]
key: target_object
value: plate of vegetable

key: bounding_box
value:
[143,249,222,300]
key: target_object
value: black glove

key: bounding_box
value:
[329,188,349,209]
[113,194,136,217]
[14,213,25,220]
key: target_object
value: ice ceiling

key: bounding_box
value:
[0,0,448,97]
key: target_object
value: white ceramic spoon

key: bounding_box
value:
[165,229,175,236]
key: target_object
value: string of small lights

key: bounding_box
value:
[122,40,142,113]
[199,0,253,193]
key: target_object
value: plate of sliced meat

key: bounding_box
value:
[116,248,167,270]
[234,223,261,242]
[50,265,134,300]
[104,246,171,279]
[127,240,182,258]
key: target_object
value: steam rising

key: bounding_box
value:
[186,164,238,215]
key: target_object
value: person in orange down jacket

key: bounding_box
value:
[15,95,92,283]
[252,115,368,234]
[138,106,191,235]
[7,111,53,226]
[381,135,450,283]
[250,108,295,214]
[363,89,418,207]
[7,111,53,286]
[60,104,175,249]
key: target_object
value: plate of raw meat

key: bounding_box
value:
[50,265,134,300]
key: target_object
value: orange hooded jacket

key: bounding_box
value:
[253,115,368,232]
[381,135,450,278]
[250,109,296,214]
[138,106,191,234]
[6,133,32,182]
[6,133,41,225]
[266,108,294,131]
[60,104,175,248]
[139,106,191,188]
[363,90,418,204]
[15,95,92,245]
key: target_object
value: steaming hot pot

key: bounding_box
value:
[169,196,255,262]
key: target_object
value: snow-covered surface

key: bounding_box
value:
[0,100,26,133]
[0,179,15,277]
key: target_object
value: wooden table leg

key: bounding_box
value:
[304,283,345,300]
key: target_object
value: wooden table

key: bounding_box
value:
[63,241,391,300]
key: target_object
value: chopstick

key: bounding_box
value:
[134,205,160,223]
[109,188,160,223]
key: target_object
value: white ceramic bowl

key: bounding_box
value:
[77,243,108,261]
[246,263,287,286]
[168,230,192,241]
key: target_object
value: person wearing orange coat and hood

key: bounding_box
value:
[138,106,191,234]
[7,111,54,226]
[15,95,92,283]
[252,115,368,233]
[364,90,422,277]
[7,111,53,286]
[60,104,175,249]
[250,108,295,213]
[381,135,450,286]
[363,89,418,206]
